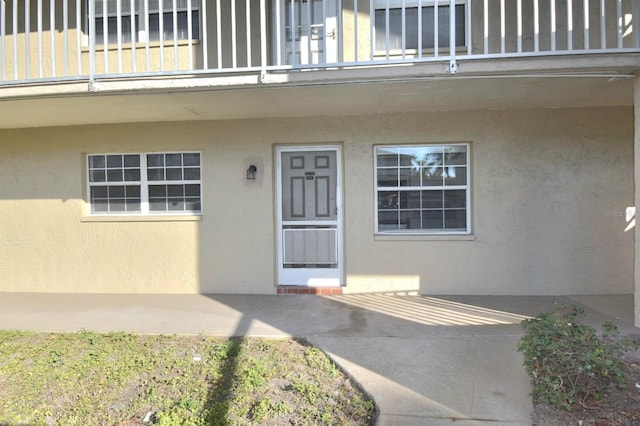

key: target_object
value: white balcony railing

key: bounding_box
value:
[0,0,638,84]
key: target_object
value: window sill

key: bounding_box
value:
[81,214,202,223]
[375,233,474,241]
[374,46,467,57]
[82,39,200,53]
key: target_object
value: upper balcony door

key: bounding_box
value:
[276,0,338,66]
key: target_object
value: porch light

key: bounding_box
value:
[246,165,257,180]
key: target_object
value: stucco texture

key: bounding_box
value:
[0,107,633,295]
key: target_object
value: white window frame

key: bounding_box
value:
[92,0,200,45]
[86,151,202,216]
[93,1,136,45]
[374,0,465,8]
[373,0,467,53]
[374,143,471,235]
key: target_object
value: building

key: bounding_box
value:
[1,1,639,321]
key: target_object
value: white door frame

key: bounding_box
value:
[272,0,339,66]
[275,145,343,287]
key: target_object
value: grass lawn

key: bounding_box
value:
[0,330,375,425]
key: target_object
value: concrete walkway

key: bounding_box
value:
[0,293,636,425]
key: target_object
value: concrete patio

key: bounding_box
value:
[0,293,636,425]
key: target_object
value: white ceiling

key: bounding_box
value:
[0,58,636,129]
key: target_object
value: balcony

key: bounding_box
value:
[0,0,638,85]
[0,0,637,129]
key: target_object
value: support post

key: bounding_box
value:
[448,0,458,73]
[634,76,640,327]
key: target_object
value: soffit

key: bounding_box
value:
[0,58,636,129]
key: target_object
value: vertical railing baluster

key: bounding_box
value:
[130,0,136,73]
[434,0,438,57]
[449,0,455,70]
[483,0,488,54]
[401,0,405,59]
[38,0,43,77]
[101,0,108,74]
[187,0,192,69]
[534,0,539,51]
[306,0,311,63]
[202,0,209,69]
[173,0,179,69]
[583,0,589,50]
[322,0,327,63]
[63,0,69,75]
[159,0,165,71]
[1,0,5,81]
[567,0,573,51]
[369,0,374,60]
[385,0,389,59]
[275,0,281,65]
[231,0,237,67]
[466,0,471,55]
[25,0,31,78]
[117,0,123,73]
[216,0,222,68]
[12,0,17,79]
[337,0,342,61]
[635,0,640,48]
[260,0,266,70]
[89,0,96,84]
[290,0,295,65]
[417,0,422,57]
[144,0,150,71]
[50,0,56,76]
[550,0,556,51]
[616,0,622,48]
[517,0,522,52]
[500,0,505,53]
[354,0,358,61]
[246,0,252,67]
[600,0,606,48]
[76,0,81,75]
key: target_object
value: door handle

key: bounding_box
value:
[327,29,336,40]
[334,207,338,215]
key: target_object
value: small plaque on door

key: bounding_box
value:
[305,171,315,180]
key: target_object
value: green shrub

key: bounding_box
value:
[517,305,637,411]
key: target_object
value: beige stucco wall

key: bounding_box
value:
[344,108,634,295]
[0,106,633,294]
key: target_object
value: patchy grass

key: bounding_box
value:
[0,331,375,426]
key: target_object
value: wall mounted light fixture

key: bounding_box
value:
[246,165,257,180]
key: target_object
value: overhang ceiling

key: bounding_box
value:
[0,57,637,129]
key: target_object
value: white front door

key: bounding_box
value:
[275,0,338,66]
[276,146,342,286]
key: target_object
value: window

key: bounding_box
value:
[87,152,202,215]
[94,0,200,45]
[375,144,469,234]
[374,1,465,51]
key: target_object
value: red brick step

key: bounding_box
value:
[276,286,343,295]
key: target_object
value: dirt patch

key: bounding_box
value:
[533,353,640,426]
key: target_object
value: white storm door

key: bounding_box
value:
[277,147,342,286]
[277,0,338,66]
